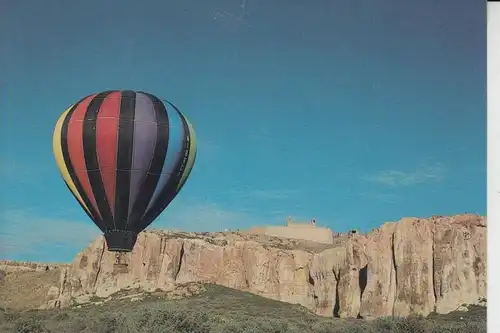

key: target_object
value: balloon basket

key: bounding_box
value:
[113,252,129,273]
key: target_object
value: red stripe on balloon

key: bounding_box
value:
[66,94,102,219]
[95,91,122,218]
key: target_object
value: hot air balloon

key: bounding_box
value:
[53,90,197,255]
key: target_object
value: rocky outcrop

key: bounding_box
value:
[47,214,487,318]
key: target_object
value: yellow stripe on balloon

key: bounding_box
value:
[52,105,91,215]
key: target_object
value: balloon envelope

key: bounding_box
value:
[53,90,197,251]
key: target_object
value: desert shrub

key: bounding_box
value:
[256,318,293,333]
[13,317,49,333]
[50,317,88,333]
[126,307,152,329]
[80,314,119,333]
[339,326,374,333]
[393,317,428,333]
[2,311,20,323]
[461,319,487,333]
[373,316,428,333]
[51,312,69,321]
[310,320,338,333]
[132,306,212,333]
[214,320,261,333]
[425,319,487,333]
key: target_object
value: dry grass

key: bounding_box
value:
[0,284,486,333]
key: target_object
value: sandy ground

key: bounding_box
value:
[0,268,61,310]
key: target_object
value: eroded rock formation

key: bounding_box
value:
[47,214,486,318]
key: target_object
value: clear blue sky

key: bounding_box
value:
[0,0,485,262]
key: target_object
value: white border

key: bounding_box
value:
[487,2,500,329]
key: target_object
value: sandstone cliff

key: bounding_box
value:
[46,214,486,318]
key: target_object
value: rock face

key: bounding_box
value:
[48,214,487,318]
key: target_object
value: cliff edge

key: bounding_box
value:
[35,214,486,319]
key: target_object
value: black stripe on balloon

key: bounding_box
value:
[114,90,136,230]
[142,100,191,225]
[60,95,105,231]
[127,92,170,232]
[82,90,115,230]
